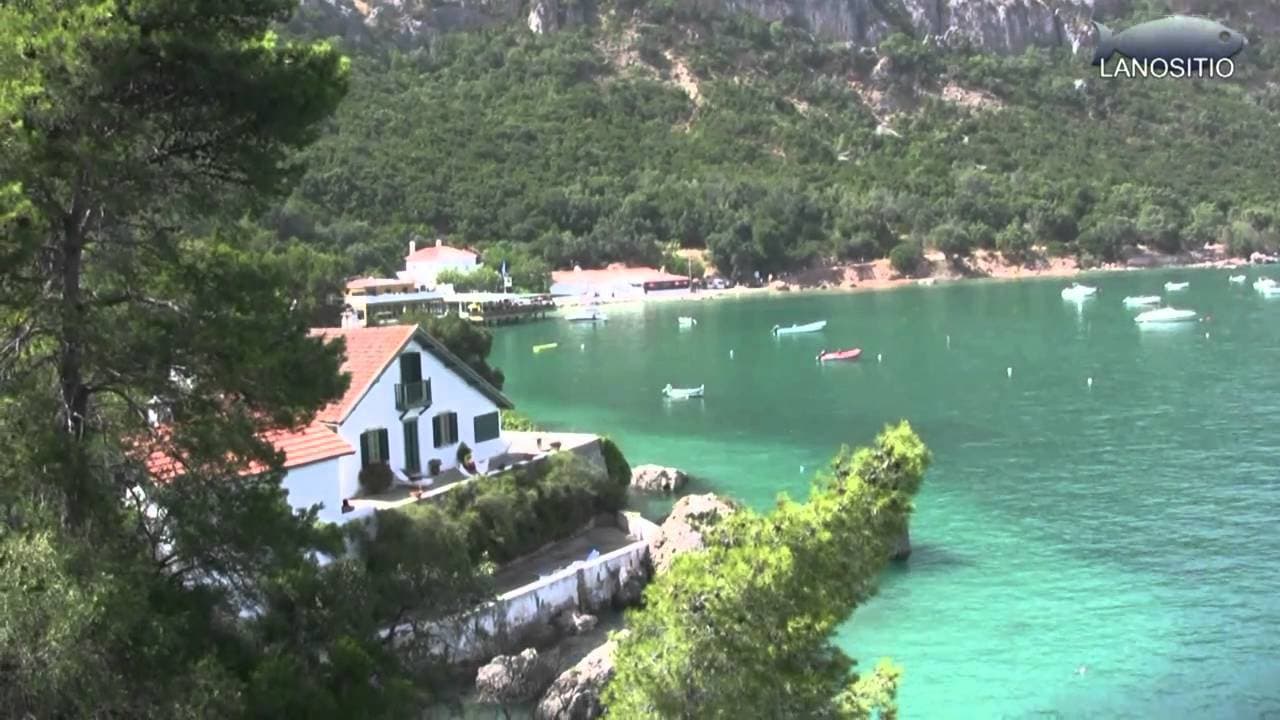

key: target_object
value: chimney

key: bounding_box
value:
[436,238,443,247]
[341,307,360,329]
[408,239,416,255]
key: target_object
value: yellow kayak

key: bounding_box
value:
[533,342,558,353]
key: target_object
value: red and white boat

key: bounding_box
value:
[817,348,862,362]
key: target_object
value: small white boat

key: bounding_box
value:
[1163,281,1190,292]
[1123,295,1162,308]
[662,383,704,399]
[678,316,697,327]
[1260,283,1280,298]
[1229,274,1247,284]
[565,307,607,322]
[772,320,827,335]
[1135,308,1198,324]
[1061,283,1097,300]
[1254,277,1277,291]
[917,278,936,287]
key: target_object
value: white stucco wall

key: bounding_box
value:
[335,335,505,501]
[409,536,652,663]
[280,458,347,525]
[404,256,478,288]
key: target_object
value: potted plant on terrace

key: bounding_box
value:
[456,442,477,474]
[428,458,442,476]
[358,463,394,496]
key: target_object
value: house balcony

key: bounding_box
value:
[395,380,432,412]
[348,430,600,513]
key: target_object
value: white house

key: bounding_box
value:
[144,324,512,525]
[397,239,480,289]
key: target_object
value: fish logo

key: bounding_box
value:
[1092,15,1247,66]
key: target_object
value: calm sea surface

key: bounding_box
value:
[489,267,1280,719]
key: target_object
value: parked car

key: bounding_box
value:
[706,276,732,290]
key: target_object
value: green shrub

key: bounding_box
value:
[425,452,626,564]
[1044,241,1073,258]
[358,463,394,496]
[501,410,538,431]
[889,242,923,277]
[599,436,632,502]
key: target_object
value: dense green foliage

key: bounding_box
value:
[0,2,450,716]
[405,310,506,389]
[277,2,1280,284]
[501,409,540,431]
[604,422,931,718]
[599,436,633,489]
[405,450,629,564]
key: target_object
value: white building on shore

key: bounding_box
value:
[144,324,514,525]
[397,238,480,289]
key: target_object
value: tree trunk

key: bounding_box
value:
[56,190,92,527]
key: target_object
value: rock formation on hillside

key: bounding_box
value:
[304,0,1280,55]
[647,493,739,574]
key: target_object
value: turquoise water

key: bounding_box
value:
[489,268,1280,719]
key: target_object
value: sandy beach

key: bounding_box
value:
[555,245,1251,309]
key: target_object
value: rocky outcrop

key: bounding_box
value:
[554,610,599,636]
[534,631,630,720]
[311,0,1280,57]
[629,464,689,493]
[892,526,911,560]
[474,648,559,705]
[648,493,739,574]
[716,0,1105,54]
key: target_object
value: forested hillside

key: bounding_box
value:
[274,0,1280,285]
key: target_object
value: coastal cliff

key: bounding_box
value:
[305,0,1116,52]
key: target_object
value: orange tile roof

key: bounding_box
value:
[346,277,413,290]
[406,244,477,263]
[262,423,356,470]
[310,325,417,424]
[141,421,353,481]
[551,267,688,284]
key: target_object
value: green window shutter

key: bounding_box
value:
[403,420,420,472]
[377,429,390,464]
[447,413,459,445]
[360,431,370,468]
[432,414,443,449]
[473,412,500,443]
[399,352,422,383]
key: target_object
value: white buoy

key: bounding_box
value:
[800,465,805,473]
[877,353,883,363]
[1205,332,1210,339]
[1007,367,1013,378]
[580,343,585,350]
[1087,377,1093,388]
[729,349,735,358]
[946,334,951,349]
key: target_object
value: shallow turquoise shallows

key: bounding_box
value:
[489,267,1280,719]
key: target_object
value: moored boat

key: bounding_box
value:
[1164,281,1190,291]
[1123,295,1162,308]
[1254,277,1277,292]
[678,316,697,327]
[1229,274,1247,284]
[532,342,558,353]
[565,306,607,322]
[772,320,827,335]
[1135,308,1197,324]
[1061,283,1097,300]
[662,383,704,399]
[817,348,862,362]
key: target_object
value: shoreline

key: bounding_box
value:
[555,247,1257,310]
